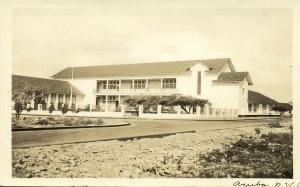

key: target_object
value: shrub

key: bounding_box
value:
[63,117,73,126]
[49,103,55,113]
[76,108,81,113]
[71,104,76,113]
[26,107,33,112]
[14,102,23,119]
[268,121,283,128]
[95,118,103,125]
[62,104,69,114]
[47,116,55,121]
[197,132,293,178]
[36,118,48,125]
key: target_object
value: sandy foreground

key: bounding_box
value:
[12,120,292,178]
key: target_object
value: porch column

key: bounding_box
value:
[105,95,108,112]
[55,94,59,110]
[220,108,223,118]
[68,99,72,109]
[132,79,135,90]
[266,104,270,115]
[138,105,143,116]
[177,105,181,115]
[31,99,35,109]
[146,79,149,91]
[157,105,162,115]
[63,94,66,105]
[121,104,125,116]
[47,94,51,109]
[258,104,263,114]
[196,106,201,115]
[205,106,209,118]
[119,79,122,91]
[106,80,108,90]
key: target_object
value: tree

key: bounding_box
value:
[164,95,208,113]
[123,95,209,114]
[271,104,292,116]
[12,89,34,119]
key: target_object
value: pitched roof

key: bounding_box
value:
[12,75,84,96]
[51,58,235,79]
[213,72,253,85]
[248,90,278,105]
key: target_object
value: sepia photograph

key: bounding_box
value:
[0,0,299,186]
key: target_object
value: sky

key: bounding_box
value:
[12,2,293,103]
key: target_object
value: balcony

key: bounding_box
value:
[93,88,179,95]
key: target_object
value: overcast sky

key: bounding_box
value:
[12,2,293,102]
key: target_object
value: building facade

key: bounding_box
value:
[52,58,253,114]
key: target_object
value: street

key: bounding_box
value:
[12,118,276,148]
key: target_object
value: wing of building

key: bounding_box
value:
[12,75,84,110]
[51,58,253,115]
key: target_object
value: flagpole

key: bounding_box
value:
[70,67,73,108]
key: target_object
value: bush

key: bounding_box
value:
[14,102,23,119]
[62,104,69,114]
[26,107,33,112]
[95,118,103,125]
[49,103,55,113]
[36,118,48,125]
[197,132,293,178]
[268,121,283,128]
[63,117,73,126]
[71,104,76,113]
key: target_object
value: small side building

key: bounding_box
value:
[247,90,279,116]
[12,75,84,111]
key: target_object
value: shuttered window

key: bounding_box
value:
[197,72,201,95]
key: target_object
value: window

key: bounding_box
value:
[162,78,176,89]
[197,72,201,95]
[108,96,116,103]
[108,80,119,89]
[262,104,266,110]
[242,88,245,95]
[248,103,252,112]
[133,80,146,89]
[253,104,258,112]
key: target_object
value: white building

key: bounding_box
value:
[52,58,253,115]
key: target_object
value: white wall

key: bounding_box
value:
[68,79,97,105]
[208,82,240,109]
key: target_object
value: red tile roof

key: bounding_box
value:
[12,75,84,96]
[213,72,253,85]
[52,58,235,79]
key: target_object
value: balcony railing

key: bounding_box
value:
[93,88,179,94]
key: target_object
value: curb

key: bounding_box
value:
[12,122,130,132]
[12,130,196,149]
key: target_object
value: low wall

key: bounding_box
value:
[138,105,239,120]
